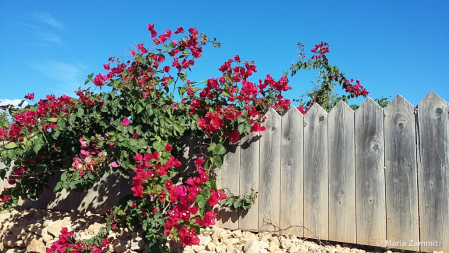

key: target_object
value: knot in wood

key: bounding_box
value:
[394,113,407,131]
[368,137,382,153]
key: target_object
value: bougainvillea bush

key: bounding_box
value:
[0,25,368,252]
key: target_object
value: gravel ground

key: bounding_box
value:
[0,206,443,253]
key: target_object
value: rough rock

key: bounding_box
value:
[192,245,205,252]
[26,237,46,253]
[206,242,216,251]
[245,240,262,253]
[0,207,418,253]
[47,220,70,237]
[198,235,211,246]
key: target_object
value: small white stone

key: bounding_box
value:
[206,242,217,251]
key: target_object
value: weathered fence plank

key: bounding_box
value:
[107,172,122,211]
[303,104,328,240]
[384,95,419,251]
[280,106,304,236]
[355,98,386,246]
[220,142,240,229]
[239,132,260,231]
[417,91,449,253]
[259,108,281,232]
[78,172,110,213]
[44,172,58,209]
[328,101,356,243]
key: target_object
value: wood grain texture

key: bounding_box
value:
[280,106,304,236]
[384,95,419,251]
[45,172,58,209]
[239,131,260,231]
[328,101,356,243]
[118,174,133,201]
[259,108,281,232]
[78,172,110,213]
[355,98,386,246]
[417,91,449,252]
[303,103,328,240]
[107,172,122,211]
[179,132,201,175]
[220,142,240,229]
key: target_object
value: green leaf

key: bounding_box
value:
[142,219,148,230]
[54,182,63,192]
[238,123,245,134]
[77,108,84,117]
[33,135,44,154]
[213,156,223,167]
[87,171,95,180]
[153,141,164,152]
[172,123,183,134]
[196,194,206,209]
[47,118,58,122]
[233,200,241,209]
[7,149,15,159]
[135,103,143,114]
[68,114,76,125]
[217,144,226,155]
[244,122,251,133]
[61,172,68,181]
[11,189,19,205]
[178,72,187,82]
[4,142,18,149]
[69,181,77,189]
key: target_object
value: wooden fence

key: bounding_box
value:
[1,92,448,252]
[216,92,448,252]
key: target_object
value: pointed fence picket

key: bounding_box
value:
[384,95,419,251]
[303,103,328,240]
[416,92,449,252]
[355,98,386,246]
[258,108,281,233]
[280,106,303,236]
[1,92,449,252]
[328,100,356,244]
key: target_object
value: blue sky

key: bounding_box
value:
[1,0,448,108]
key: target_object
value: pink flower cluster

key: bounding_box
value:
[344,79,369,97]
[46,227,110,253]
[0,193,11,202]
[130,148,181,198]
[4,94,74,142]
[72,136,104,176]
[163,156,226,245]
